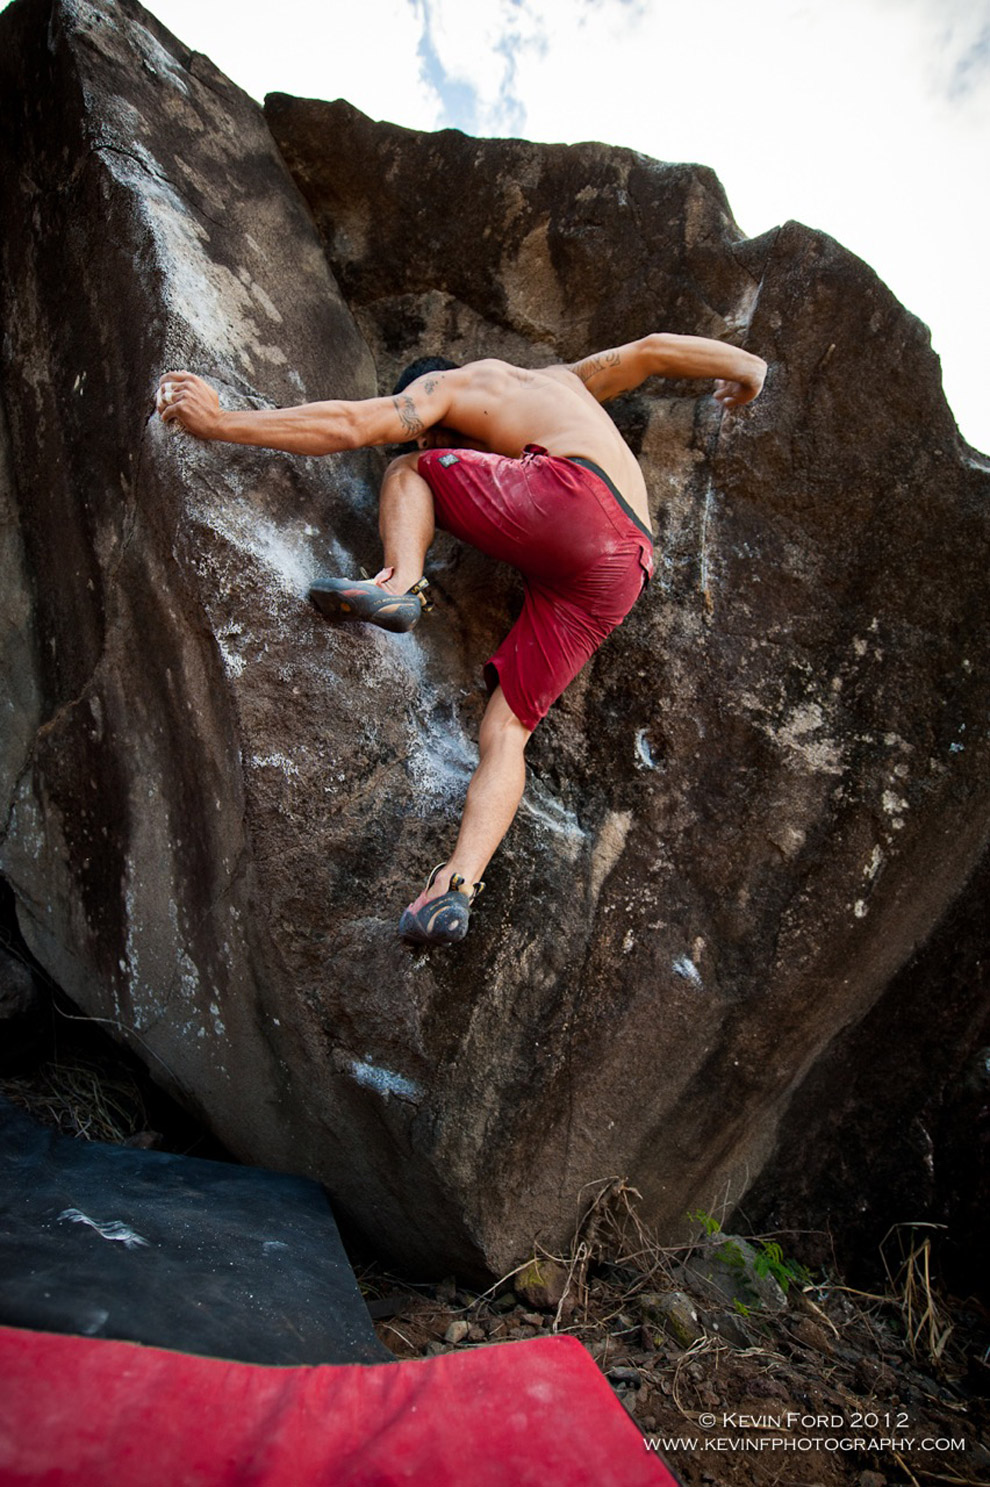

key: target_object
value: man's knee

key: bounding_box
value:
[383,451,422,482]
[480,688,532,753]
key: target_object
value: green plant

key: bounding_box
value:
[685,1211,813,1295]
[752,1240,812,1295]
[686,1208,722,1237]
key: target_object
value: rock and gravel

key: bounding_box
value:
[361,1236,990,1487]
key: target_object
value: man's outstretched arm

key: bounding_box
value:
[156,370,453,453]
[566,333,767,409]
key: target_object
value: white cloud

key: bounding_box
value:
[414,0,550,134]
[900,0,990,114]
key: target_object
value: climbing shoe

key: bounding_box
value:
[399,865,485,946]
[308,576,431,634]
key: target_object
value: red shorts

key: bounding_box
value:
[418,445,654,731]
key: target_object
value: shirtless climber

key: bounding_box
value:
[157,333,766,945]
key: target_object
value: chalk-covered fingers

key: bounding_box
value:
[156,371,222,438]
[156,369,192,416]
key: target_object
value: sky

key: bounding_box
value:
[6,0,989,451]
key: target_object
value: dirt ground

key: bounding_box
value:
[358,1232,990,1487]
[2,1009,988,1487]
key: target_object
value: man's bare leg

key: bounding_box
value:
[373,459,532,922]
[404,686,532,914]
[310,453,435,627]
[374,452,435,594]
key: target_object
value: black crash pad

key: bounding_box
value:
[0,1097,390,1365]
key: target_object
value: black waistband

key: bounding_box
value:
[565,456,654,543]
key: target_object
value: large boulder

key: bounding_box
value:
[1,0,987,1278]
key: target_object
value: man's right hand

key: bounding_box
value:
[156,371,222,439]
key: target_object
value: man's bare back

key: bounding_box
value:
[403,359,651,529]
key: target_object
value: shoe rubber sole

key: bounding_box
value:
[309,578,423,634]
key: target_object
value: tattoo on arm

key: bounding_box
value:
[575,350,621,384]
[394,394,425,437]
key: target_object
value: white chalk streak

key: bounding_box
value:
[349,1060,422,1101]
[58,1208,151,1250]
[672,956,704,988]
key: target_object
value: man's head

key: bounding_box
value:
[392,356,458,396]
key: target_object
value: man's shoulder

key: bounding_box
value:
[458,357,576,389]
[457,356,521,380]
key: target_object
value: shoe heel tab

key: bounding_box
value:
[449,873,485,905]
[409,576,434,612]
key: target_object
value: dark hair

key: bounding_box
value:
[392,356,458,395]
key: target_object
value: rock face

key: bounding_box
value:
[1,0,988,1278]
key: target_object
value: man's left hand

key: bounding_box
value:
[156,371,222,439]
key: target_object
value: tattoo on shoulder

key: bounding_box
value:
[394,394,425,437]
[575,350,621,383]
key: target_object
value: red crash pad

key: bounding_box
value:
[0,1325,677,1485]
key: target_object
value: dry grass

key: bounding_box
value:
[882,1223,956,1370]
[0,1055,147,1144]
